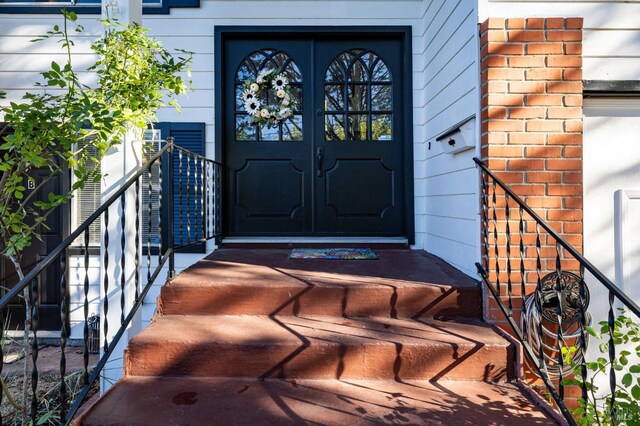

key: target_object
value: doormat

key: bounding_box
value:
[289,248,379,260]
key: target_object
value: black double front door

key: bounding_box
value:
[223,32,409,237]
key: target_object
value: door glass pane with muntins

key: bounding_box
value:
[372,114,392,140]
[235,115,256,141]
[325,114,346,141]
[325,85,345,112]
[348,114,368,140]
[372,60,391,81]
[283,116,303,141]
[324,49,392,142]
[234,49,303,142]
[371,85,391,111]
[348,85,368,111]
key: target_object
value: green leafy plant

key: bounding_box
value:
[0,11,192,424]
[563,308,640,425]
[0,11,192,264]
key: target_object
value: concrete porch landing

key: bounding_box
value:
[160,249,482,319]
[79,249,554,425]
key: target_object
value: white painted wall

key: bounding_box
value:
[417,0,481,277]
[584,98,640,375]
[479,1,640,81]
[68,255,101,340]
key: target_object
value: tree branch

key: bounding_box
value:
[5,254,30,424]
[1,376,21,410]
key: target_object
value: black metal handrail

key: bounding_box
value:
[0,138,223,424]
[474,157,640,425]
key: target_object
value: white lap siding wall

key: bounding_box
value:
[416,0,481,277]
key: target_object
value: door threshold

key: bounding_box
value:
[220,237,409,249]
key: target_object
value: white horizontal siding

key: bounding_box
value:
[425,193,478,219]
[423,233,478,274]
[416,0,480,278]
[67,255,101,341]
[480,1,640,81]
[583,29,640,79]
[583,57,639,81]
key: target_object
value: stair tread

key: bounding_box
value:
[168,268,470,288]
[80,377,554,425]
[133,315,509,348]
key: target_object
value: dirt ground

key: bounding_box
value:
[2,344,99,425]
[3,345,98,375]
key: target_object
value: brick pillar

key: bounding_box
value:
[479,17,584,327]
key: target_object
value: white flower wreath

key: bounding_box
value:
[241,68,295,126]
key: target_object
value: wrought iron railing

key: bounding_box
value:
[474,157,640,425]
[0,138,222,425]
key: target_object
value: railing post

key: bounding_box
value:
[99,127,144,393]
[166,137,176,279]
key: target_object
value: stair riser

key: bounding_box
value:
[125,342,512,382]
[159,286,481,319]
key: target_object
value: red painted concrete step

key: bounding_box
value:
[160,249,481,319]
[80,250,551,424]
[125,315,513,382]
[79,377,554,425]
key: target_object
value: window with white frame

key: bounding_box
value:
[71,137,101,247]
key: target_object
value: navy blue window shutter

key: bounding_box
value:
[159,122,206,253]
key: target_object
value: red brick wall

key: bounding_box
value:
[479,17,584,327]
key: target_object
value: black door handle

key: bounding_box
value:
[316,147,324,177]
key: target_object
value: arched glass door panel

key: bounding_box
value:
[234,49,303,142]
[324,49,392,142]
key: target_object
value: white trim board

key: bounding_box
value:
[584,97,640,117]
[221,237,409,244]
[614,189,640,300]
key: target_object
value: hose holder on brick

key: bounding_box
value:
[522,271,592,378]
[435,115,476,155]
